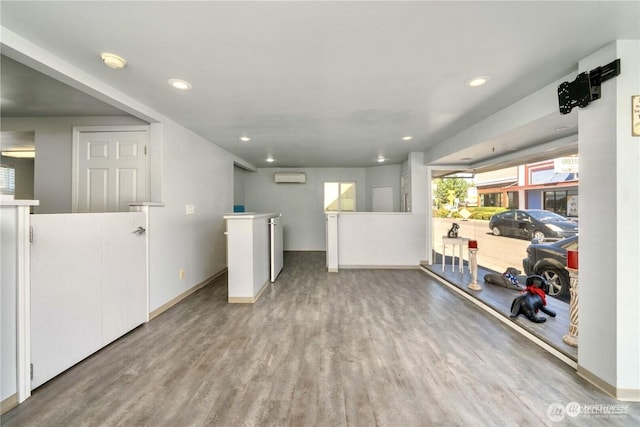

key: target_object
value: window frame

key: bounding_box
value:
[324,181,357,212]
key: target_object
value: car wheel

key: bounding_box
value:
[492,226,501,236]
[532,230,546,241]
[537,267,567,297]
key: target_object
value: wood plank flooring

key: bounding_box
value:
[422,261,578,362]
[3,251,638,426]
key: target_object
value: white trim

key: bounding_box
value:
[228,279,270,304]
[72,125,150,213]
[149,268,226,319]
[129,204,151,321]
[16,205,32,402]
[1,393,18,414]
[339,265,420,269]
[577,365,640,402]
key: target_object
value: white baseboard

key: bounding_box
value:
[228,279,270,303]
[150,267,227,319]
[1,393,18,415]
[339,264,420,269]
[578,365,640,402]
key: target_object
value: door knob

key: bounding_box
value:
[133,226,146,236]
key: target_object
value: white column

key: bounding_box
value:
[562,267,579,347]
[577,40,640,400]
[1,200,39,405]
[326,213,339,272]
[468,248,481,290]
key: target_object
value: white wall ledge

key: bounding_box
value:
[327,211,416,215]
[128,202,164,207]
[224,212,280,220]
[0,199,39,207]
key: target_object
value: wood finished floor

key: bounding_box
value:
[3,252,638,426]
[422,261,578,362]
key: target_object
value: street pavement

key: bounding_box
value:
[433,217,531,274]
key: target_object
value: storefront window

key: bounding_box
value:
[481,193,501,207]
[507,191,519,209]
[544,189,578,217]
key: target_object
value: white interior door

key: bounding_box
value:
[30,212,146,389]
[372,186,394,212]
[74,128,147,213]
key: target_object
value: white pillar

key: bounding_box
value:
[1,200,39,406]
[408,152,428,214]
[577,40,640,401]
[326,213,339,273]
[562,267,579,347]
[468,247,481,290]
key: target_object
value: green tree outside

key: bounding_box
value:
[434,177,469,208]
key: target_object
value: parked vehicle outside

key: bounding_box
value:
[489,209,578,241]
[522,235,578,299]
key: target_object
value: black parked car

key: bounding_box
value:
[488,209,578,241]
[522,235,578,299]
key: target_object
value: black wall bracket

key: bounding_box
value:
[557,59,621,115]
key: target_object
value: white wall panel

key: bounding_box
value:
[337,213,425,267]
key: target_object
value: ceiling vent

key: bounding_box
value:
[274,172,306,184]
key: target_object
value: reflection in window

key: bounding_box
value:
[324,182,356,212]
[480,192,501,207]
[544,189,578,217]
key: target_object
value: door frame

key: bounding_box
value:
[71,125,150,213]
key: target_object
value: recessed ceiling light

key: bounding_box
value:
[266,157,275,163]
[100,52,126,69]
[402,136,413,141]
[377,157,385,163]
[168,78,192,90]
[240,136,251,142]
[466,76,490,87]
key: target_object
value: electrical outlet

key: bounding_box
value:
[186,204,195,215]
[179,269,185,280]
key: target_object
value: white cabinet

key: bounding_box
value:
[224,213,282,303]
[30,212,147,389]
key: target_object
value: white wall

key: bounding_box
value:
[233,166,248,208]
[147,120,235,312]
[244,166,407,251]
[0,157,34,200]
[337,212,425,267]
[1,115,238,318]
[0,116,147,214]
[244,167,367,250]
[365,164,401,212]
[578,40,640,398]
[408,152,428,213]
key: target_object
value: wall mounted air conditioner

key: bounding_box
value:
[274,172,306,184]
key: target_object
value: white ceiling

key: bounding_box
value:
[1,1,638,168]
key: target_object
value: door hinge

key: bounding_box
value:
[29,226,33,243]
[30,363,34,380]
[144,145,148,155]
